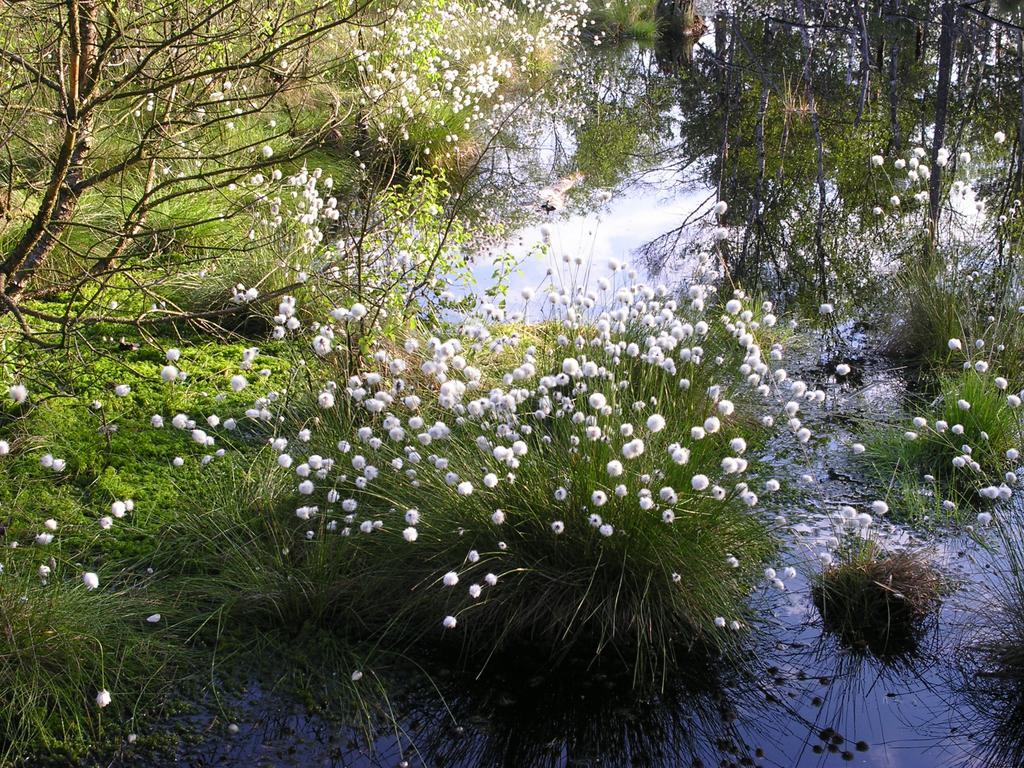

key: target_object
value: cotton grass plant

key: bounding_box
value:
[863,367,1023,515]
[128,254,844,681]
[0,560,175,763]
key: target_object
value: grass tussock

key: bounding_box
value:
[812,540,945,655]
[863,369,1023,511]
[588,0,657,40]
[0,570,177,764]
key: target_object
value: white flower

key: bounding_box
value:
[948,338,962,351]
[871,500,889,515]
[551,521,564,534]
[591,490,607,507]
[160,365,179,382]
[403,527,418,542]
[646,414,666,433]
[691,474,710,491]
[713,200,728,216]
[8,384,28,403]
[114,384,131,397]
[83,572,100,590]
[606,460,623,477]
[95,689,112,708]
[995,131,1007,144]
[442,615,457,629]
[442,571,459,587]
[456,481,473,496]
[230,375,248,392]
[621,438,645,459]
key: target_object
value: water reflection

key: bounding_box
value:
[399,654,782,768]
[468,0,1023,312]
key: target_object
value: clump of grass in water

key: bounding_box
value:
[142,281,797,682]
[862,368,1022,514]
[962,517,1024,768]
[812,539,945,656]
[587,0,657,40]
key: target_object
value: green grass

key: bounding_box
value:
[0,334,304,760]
[886,260,1024,372]
[861,369,1023,514]
[588,0,656,40]
[0,561,178,764]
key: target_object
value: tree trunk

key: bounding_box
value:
[0,0,97,300]
[928,0,955,249]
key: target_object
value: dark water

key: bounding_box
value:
[147,5,1024,766]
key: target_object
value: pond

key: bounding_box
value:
[150,4,1024,767]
